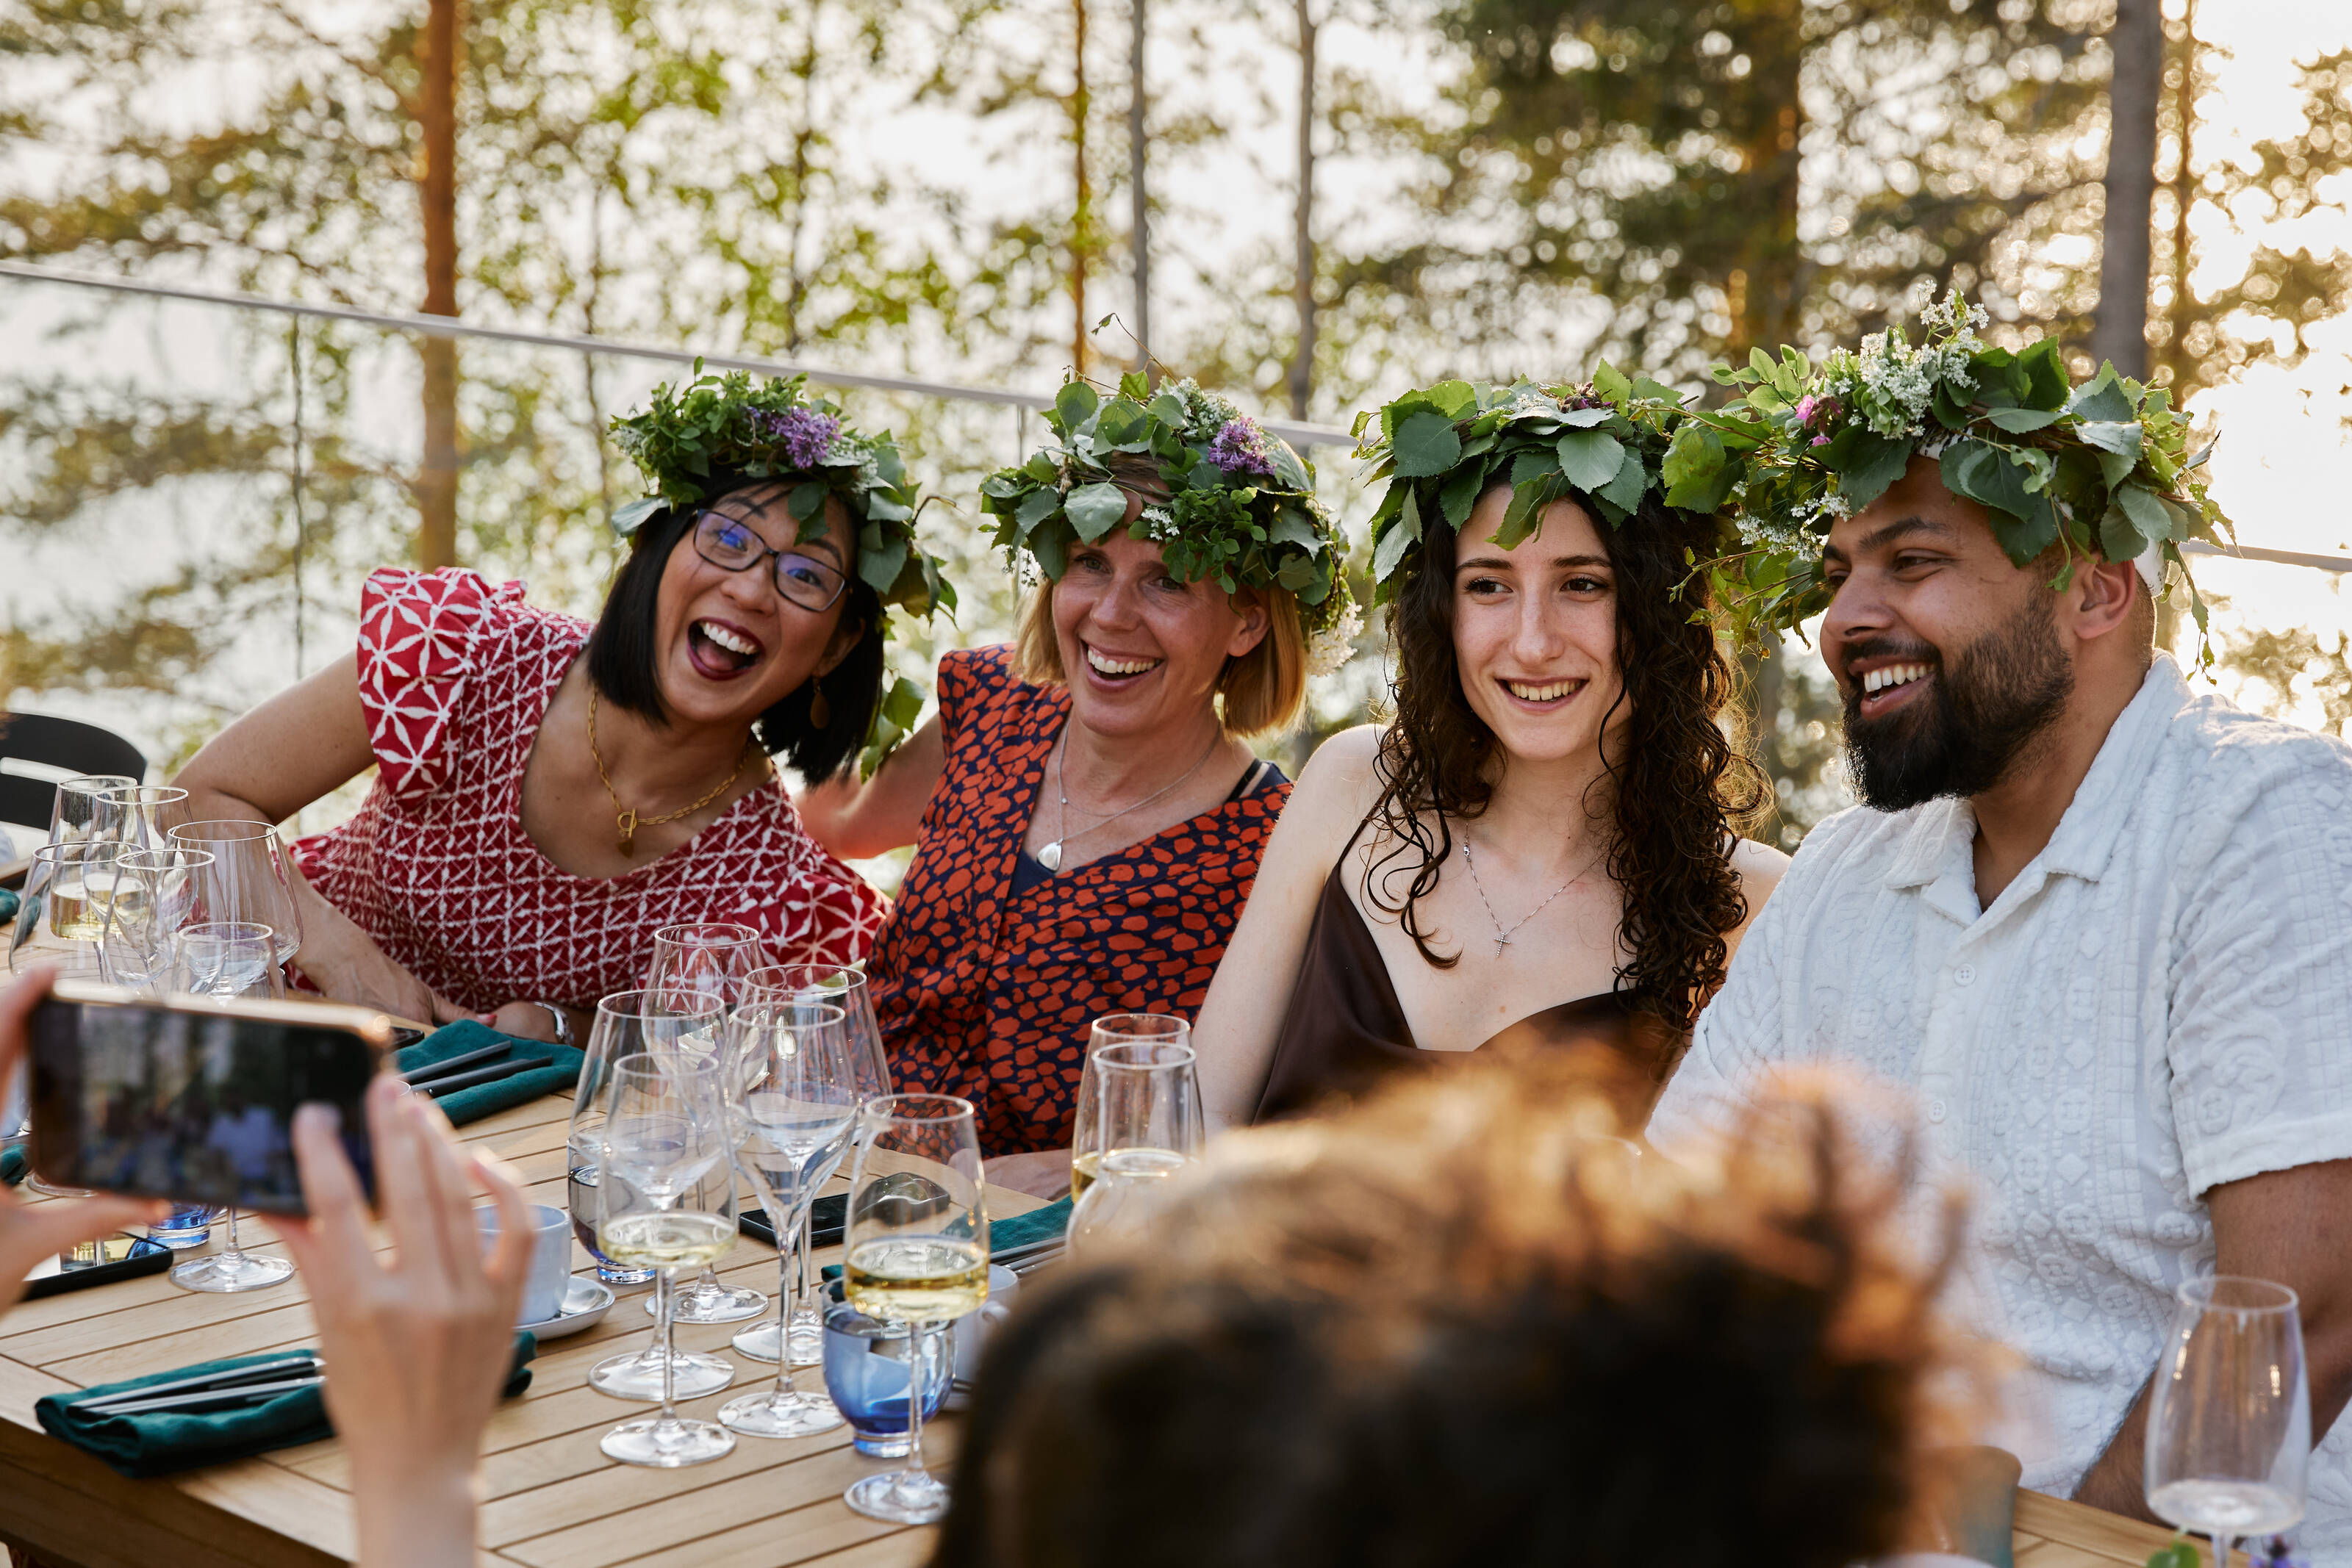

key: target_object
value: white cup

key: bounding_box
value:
[476,1202,573,1326]
[951,1263,1019,1385]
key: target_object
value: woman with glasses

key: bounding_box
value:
[172,371,950,1041]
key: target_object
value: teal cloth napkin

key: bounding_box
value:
[396,1021,584,1128]
[0,1143,23,1187]
[990,1197,1070,1256]
[0,886,18,924]
[37,1333,537,1479]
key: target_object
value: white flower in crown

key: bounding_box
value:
[1139,503,1179,541]
[1302,594,1363,680]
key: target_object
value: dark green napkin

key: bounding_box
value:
[37,1334,537,1479]
[990,1197,1070,1256]
[0,886,18,924]
[1,1143,23,1187]
[396,1021,584,1128]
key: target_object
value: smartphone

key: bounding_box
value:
[738,1191,847,1250]
[20,1232,173,1298]
[28,979,389,1214]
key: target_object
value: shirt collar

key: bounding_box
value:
[1878,655,2187,896]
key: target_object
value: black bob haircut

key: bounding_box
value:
[584,468,883,785]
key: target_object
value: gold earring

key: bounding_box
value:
[808,675,831,729]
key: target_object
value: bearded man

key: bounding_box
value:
[1654,305,2352,1553]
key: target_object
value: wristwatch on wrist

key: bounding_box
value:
[532,1001,574,1049]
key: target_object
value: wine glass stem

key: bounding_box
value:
[2212,1533,2229,1568]
[797,1205,815,1315]
[655,1270,678,1424]
[772,1198,806,1398]
[225,1206,242,1259]
[903,1322,933,1481]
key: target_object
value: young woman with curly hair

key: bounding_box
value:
[1195,431,1785,1126]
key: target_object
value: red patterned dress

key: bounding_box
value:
[293,567,888,1013]
[869,645,1290,1156]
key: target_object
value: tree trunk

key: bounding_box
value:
[1128,0,1149,379]
[415,0,461,571]
[1288,0,1317,421]
[1071,0,1090,376]
[2093,0,2163,378]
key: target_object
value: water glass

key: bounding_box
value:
[2146,1275,2311,1568]
[99,845,211,993]
[820,1278,950,1457]
[1069,1013,1191,1201]
[92,785,188,857]
[167,921,294,1293]
[1067,1033,1200,1259]
[165,821,304,966]
[646,923,769,1326]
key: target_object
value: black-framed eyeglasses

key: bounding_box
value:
[692,510,850,614]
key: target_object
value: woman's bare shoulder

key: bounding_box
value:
[1730,837,1792,913]
[1293,724,1385,800]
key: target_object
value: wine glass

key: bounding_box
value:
[1070,1014,1191,1202]
[645,922,770,1326]
[166,821,304,968]
[2146,1276,2311,1568]
[593,1052,739,1467]
[168,922,297,1294]
[738,963,892,1367]
[98,846,211,993]
[718,999,859,1438]
[93,785,189,857]
[13,775,135,954]
[577,990,735,1401]
[1067,1035,1200,1259]
[840,1093,989,1525]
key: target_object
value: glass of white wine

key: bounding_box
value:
[841,1093,989,1525]
[1069,1014,1190,1203]
[2146,1275,2310,1568]
[739,963,893,1369]
[594,1051,739,1468]
[1067,1036,1199,1259]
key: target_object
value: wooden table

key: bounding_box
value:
[0,1079,1042,1568]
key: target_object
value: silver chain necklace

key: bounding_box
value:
[1458,832,1604,958]
[1036,726,1224,872]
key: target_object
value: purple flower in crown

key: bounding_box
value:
[1208,417,1277,480]
[759,407,842,470]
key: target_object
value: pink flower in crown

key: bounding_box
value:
[759,407,842,470]
[1208,418,1277,480]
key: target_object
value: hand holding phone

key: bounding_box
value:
[0,968,169,1314]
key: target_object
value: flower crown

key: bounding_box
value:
[980,373,1360,679]
[609,364,956,623]
[1356,368,1783,641]
[1710,291,2234,644]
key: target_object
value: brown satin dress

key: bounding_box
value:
[1252,837,1682,1123]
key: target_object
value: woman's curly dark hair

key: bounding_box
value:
[1364,483,1768,1034]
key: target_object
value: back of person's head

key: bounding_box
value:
[936,1050,1961,1568]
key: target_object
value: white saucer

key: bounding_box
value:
[522,1276,616,1339]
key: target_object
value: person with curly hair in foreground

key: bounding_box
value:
[934,1048,1979,1568]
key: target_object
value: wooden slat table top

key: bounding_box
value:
[0,1078,1045,1568]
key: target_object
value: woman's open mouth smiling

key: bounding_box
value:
[1083,644,1164,684]
[1500,677,1585,708]
[687,616,766,680]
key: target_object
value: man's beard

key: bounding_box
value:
[1842,595,2074,812]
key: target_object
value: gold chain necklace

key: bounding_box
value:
[588,686,764,857]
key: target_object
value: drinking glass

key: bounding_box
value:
[29,842,120,947]
[576,990,735,1400]
[1067,1036,1200,1259]
[98,846,211,993]
[646,922,770,1326]
[738,963,892,1367]
[168,922,295,1293]
[840,1093,989,1525]
[2147,1276,2311,1568]
[92,785,188,857]
[165,821,304,966]
[594,1052,739,1467]
[718,999,859,1437]
[1070,1014,1191,1202]
[10,775,135,1179]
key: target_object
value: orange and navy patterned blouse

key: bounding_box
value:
[869,645,1291,1157]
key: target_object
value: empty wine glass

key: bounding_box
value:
[578,990,735,1401]
[1067,1035,1200,1259]
[594,1052,738,1467]
[645,922,770,1326]
[718,999,858,1438]
[168,921,295,1294]
[99,846,211,993]
[93,785,188,857]
[2146,1276,2311,1568]
[1070,1014,1191,1202]
[840,1093,989,1525]
[166,821,304,968]
[737,963,892,1367]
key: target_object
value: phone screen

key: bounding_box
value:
[29,994,380,1212]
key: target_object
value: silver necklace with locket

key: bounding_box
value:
[1036,727,1224,873]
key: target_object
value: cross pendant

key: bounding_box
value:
[1494,935,1510,957]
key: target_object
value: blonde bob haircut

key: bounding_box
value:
[1013,578,1308,740]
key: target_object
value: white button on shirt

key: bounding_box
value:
[1652,658,2352,1556]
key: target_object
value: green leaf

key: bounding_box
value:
[1984,406,2061,434]
[1269,509,1321,549]
[2115,483,2171,547]
[1592,361,1632,403]
[1391,410,1464,478]
[1496,478,1549,547]
[1030,526,1069,580]
[1510,448,1557,489]
[2068,367,2134,425]
[1268,439,1314,493]
[2019,337,2071,410]
[612,495,666,536]
[1064,481,1130,541]
[1427,379,1479,419]
[1373,517,1417,581]
[1557,405,1614,428]
[2144,1542,2202,1568]
[1840,433,1915,512]
[2076,419,2142,461]
[858,531,908,594]
[1055,380,1100,431]
[980,472,1025,500]
[1557,429,1627,491]
[1147,391,1186,427]
[1749,347,1776,378]
[862,492,912,524]
[1661,423,1726,508]
[1595,450,1649,514]
[1014,488,1061,530]
[2098,500,2142,562]
[1941,439,2057,559]
[1095,400,1150,449]
[1439,464,1488,528]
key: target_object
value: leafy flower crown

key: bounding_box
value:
[1709,291,2234,644]
[609,364,956,624]
[980,373,1360,678]
[1355,368,1779,641]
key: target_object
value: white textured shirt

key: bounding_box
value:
[1654,658,2352,1553]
